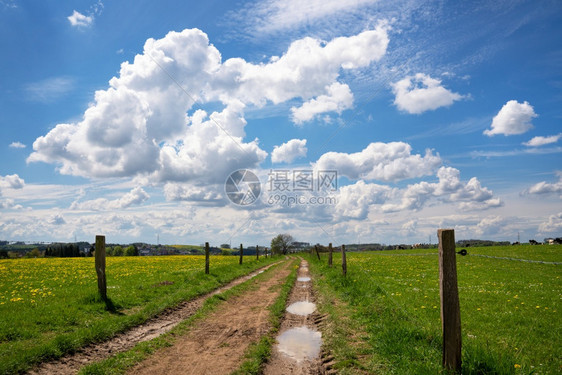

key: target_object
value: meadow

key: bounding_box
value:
[307,244,561,374]
[0,254,276,374]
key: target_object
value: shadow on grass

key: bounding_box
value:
[82,293,124,315]
[102,297,123,315]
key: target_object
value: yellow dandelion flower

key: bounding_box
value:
[514,364,521,368]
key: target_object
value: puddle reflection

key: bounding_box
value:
[277,326,322,362]
[286,301,316,316]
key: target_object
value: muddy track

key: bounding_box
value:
[128,258,295,375]
[263,259,332,375]
[28,261,282,375]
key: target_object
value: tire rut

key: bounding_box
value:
[128,259,295,375]
[263,259,328,375]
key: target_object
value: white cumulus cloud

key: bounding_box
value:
[523,133,561,147]
[484,100,537,136]
[9,142,26,149]
[70,187,149,211]
[49,214,66,225]
[392,73,465,114]
[0,174,25,190]
[329,166,501,220]
[67,10,93,27]
[475,216,505,236]
[163,183,224,204]
[334,180,393,219]
[271,139,308,163]
[314,141,441,182]
[29,26,390,185]
[526,172,562,197]
[381,167,502,212]
[291,82,353,124]
[538,212,562,234]
[0,199,23,210]
[209,23,389,106]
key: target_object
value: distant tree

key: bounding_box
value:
[0,250,8,258]
[26,248,41,258]
[270,234,294,255]
[113,246,124,256]
[220,243,231,249]
[106,247,114,256]
[221,248,233,256]
[124,245,138,256]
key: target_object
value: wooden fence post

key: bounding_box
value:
[438,229,462,373]
[239,244,243,265]
[328,243,333,266]
[341,244,347,277]
[95,235,107,301]
[256,245,259,260]
[205,242,210,274]
[315,245,320,260]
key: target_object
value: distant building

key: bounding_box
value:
[292,242,311,251]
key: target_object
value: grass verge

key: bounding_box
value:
[310,263,390,375]
[306,246,561,374]
[0,256,279,375]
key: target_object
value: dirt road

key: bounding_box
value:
[129,259,295,375]
[28,262,282,375]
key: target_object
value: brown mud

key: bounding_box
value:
[128,259,294,375]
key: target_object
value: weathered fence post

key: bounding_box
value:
[341,244,347,277]
[328,243,333,266]
[256,245,259,260]
[315,245,320,260]
[239,244,243,265]
[205,242,210,274]
[95,235,107,301]
[438,229,462,373]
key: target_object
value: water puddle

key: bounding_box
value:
[276,326,322,362]
[286,301,316,316]
[297,276,311,282]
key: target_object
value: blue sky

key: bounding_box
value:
[0,0,561,246]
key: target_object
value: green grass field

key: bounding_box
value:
[0,254,276,374]
[308,244,561,374]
